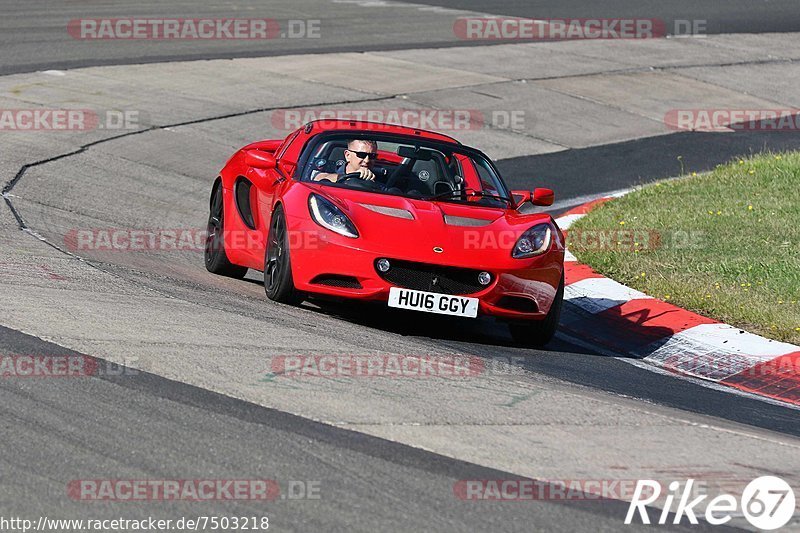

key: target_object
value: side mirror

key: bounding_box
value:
[532,188,554,206]
[245,149,277,170]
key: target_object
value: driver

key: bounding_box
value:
[313,139,377,182]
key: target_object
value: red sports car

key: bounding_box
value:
[205,120,565,346]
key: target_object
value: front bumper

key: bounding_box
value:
[286,214,564,321]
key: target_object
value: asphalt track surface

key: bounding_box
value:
[401,0,800,35]
[2,0,800,75]
[2,1,800,532]
[1,325,741,532]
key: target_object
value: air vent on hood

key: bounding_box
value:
[443,215,493,227]
[359,204,414,220]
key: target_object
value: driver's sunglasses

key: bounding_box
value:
[348,149,378,160]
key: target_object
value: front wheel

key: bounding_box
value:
[205,182,248,279]
[508,274,564,348]
[264,206,305,305]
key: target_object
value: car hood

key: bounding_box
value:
[301,183,556,266]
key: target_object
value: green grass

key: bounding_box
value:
[569,151,800,344]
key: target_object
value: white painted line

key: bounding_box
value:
[608,189,633,198]
[564,249,578,262]
[554,213,585,230]
[331,0,493,16]
[547,187,632,213]
[564,277,651,314]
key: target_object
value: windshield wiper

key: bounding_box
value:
[425,187,512,205]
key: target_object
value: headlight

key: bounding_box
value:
[308,194,359,238]
[512,223,552,258]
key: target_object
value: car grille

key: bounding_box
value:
[377,259,489,295]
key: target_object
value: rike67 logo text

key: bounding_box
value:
[626,476,795,530]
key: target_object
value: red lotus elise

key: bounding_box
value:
[205,120,565,346]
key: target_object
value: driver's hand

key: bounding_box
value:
[356,168,375,181]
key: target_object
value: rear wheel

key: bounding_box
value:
[264,206,305,305]
[205,182,248,279]
[508,274,564,347]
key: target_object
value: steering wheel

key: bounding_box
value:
[340,172,384,191]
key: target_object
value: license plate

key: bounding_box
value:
[387,287,478,318]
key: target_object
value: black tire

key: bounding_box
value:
[264,206,305,305]
[205,182,249,279]
[508,274,564,348]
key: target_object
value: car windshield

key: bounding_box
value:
[297,133,512,208]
